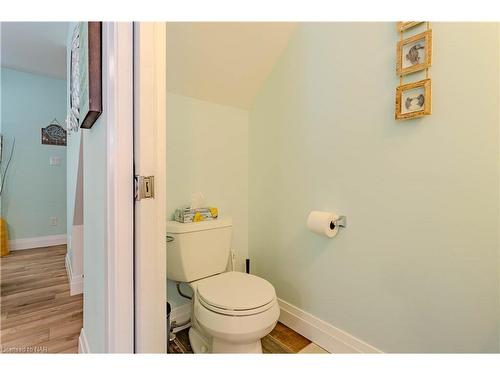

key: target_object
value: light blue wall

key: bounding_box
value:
[0,68,67,240]
[65,22,106,353]
[82,113,106,353]
[249,23,499,353]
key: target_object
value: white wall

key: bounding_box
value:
[166,92,248,307]
[249,22,500,352]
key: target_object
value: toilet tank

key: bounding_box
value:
[166,218,232,282]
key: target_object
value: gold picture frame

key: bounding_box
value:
[397,21,423,32]
[397,29,432,76]
[395,79,431,120]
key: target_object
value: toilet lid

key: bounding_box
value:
[197,272,276,311]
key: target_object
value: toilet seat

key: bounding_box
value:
[196,271,276,316]
[198,296,276,317]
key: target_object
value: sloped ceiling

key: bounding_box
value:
[1,22,68,79]
[166,22,297,110]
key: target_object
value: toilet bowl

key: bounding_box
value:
[166,218,280,353]
[188,271,280,353]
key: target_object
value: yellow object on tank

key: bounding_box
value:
[192,212,204,222]
[1,217,9,257]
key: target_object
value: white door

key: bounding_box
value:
[133,22,167,353]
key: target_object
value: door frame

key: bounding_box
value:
[103,21,166,354]
[104,21,135,353]
[133,22,167,353]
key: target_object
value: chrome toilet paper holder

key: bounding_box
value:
[331,215,347,229]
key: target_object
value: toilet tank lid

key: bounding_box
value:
[166,217,232,234]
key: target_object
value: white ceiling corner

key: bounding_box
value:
[1,22,68,80]
[166,22,297,110]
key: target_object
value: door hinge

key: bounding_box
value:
[135,175,155,201]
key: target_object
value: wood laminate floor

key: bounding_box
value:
[168,322,321,354]
[0,245,83,353]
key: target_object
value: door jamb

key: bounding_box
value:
[133,21,167,353]
[104,21,135,353]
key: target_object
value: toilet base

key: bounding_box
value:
[189,327,210,353]
[189,326,263,354]
[212,337,262,353]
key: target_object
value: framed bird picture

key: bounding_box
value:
[397,30,432,76]
[395,79,432,120]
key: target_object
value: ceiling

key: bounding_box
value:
[166,22,297,109]
[1,22,68,79]
[1,22,297,105]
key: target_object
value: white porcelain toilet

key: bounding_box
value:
[167,218,280,353]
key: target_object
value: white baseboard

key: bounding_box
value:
[65,253,83,296]
[9,234,67,251]
[169,299,380,353]
[278,298,382,353]
[78,328,90,353]
[169,302,192,333]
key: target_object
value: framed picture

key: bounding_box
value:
[78,22,102,129]
[41,120,67,146]
[395,79,431,120]
[397,21,423,32]
[397,29,432,75]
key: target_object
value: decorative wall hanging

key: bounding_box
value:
[397,22,423,32]
[395,22,432,120]
[68,23,81,133]
[395,79,431,120]
[41,119,67,146]
[70,22,102,130]
[397,30,432,76]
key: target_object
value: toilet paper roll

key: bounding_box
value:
[307,211,339,238]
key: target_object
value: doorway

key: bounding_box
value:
[0,22,83,353]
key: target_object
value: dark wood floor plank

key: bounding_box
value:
[168,322,311,354]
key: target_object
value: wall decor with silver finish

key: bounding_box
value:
[41,119,67,146]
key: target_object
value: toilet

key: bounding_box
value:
[167,218,280,353]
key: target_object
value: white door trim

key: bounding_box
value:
[133,22,167,353]
[104,22,134,353]
[78,328,90,353]
[65,252,83,295]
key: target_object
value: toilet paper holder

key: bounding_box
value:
[331,215,347,230]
